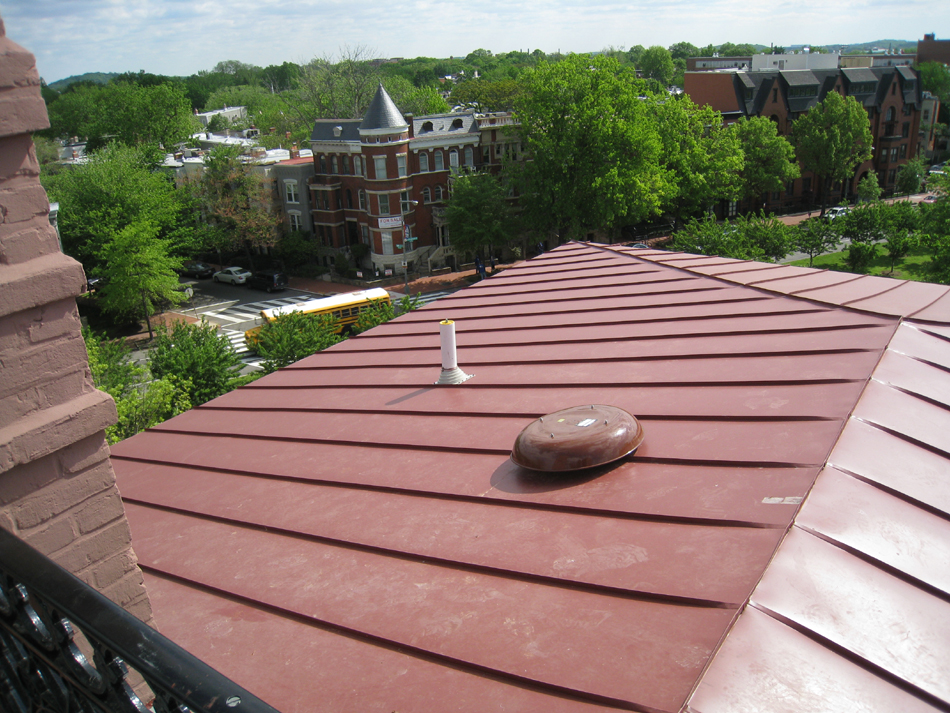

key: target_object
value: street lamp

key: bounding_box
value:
[396,200,419,294]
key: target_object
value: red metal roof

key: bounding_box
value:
[111,243,950,712]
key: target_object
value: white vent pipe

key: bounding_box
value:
[435,319,473,385]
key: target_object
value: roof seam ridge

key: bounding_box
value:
[821,463,950,522]
[849,417,950,461]
[747,601,950,711]
[793,524,950,603]
[139,566,660,713]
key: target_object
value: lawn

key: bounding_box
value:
[789,245,938,283]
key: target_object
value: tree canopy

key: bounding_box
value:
[445,170,516,255]
[639,46,675,86]
[791,91,873,211]
[730,116,800,201]
[512,54,673,240]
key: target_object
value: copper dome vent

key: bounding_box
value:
[511,405,644,472]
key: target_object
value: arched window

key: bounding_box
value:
[319,155,327,174]
[354,156,363,176]
[346,189,353,209]
[421,121,434,133]
[331,156,338,174]
[434,150,444,171]
[358,190,366,211]
[451,118,463,129]
[886,106,896,121]
[422,186,431,203]
[342,155,350,174]
[419,152,429,172]
[464,146,473,167]
[449,150,459,169]
[435,185,443,201]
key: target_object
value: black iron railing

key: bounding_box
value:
[0,527,281,713]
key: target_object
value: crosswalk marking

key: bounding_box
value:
[204,295,318,325]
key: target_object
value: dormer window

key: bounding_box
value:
[421,121,434,133]
[787,85,817,98]
[451,118,464,130]
[333,125,343,137]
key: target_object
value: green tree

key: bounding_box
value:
[445,170,516,255]
[794,218,840,266]
[95,220,184,335]
[668,42,700,60]
[670,214,763,260]
[352,295,423,335]
[188,145,281,267]
[46,143,194,276]
[512,54,673,241]
[857,172,882,202]
[148,321,245,405]
[918,62,950,105]
[791,91,873,214]
[730,116,800,202]
[836,204,884,272]
[83,328,192,444]
[895,157,926,195]
[654,97,744,222]
[639,46,675,85]
[255,312,343,374]
[732,212,794,262]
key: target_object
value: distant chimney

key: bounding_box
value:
[333,125,343,137]
[405,114,414,138]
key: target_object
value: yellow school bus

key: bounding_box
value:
[244,288,391,350]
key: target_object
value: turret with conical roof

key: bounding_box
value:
[359,84,408,136]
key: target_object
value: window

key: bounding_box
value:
[449,150,459,169]
[358,190,366,211]
[434,150,444,171]
[288,211,302,231]
[902,122,910,138]
[899,144,907,159]
[886,107,896,122]
[785,180,795,198]
[419,152,429,172]
[435,185,444,201]
[361,225,369,244]
[891,83,896,96]
[727,200,737,218]
[343,155,350,174]
[285,181,299,203]
[890,147,898,162]
[321,192,329,210]
[319,156,327,174]
[421,121,434,133]
[381,231,393,255]
[422,186,431,203]
[346,189,353,209]
[451,118,463,129]
[354,156,363,176]
[331,156,338,174]
[464,146,473,167]
[374,156,387,179]
[483,146,491,163]
[397,154,407,177]
[378,193,390,215]
[772,88,778,102]
[888,168,896,184]
[400,191,411,214]
[788,85,817,98]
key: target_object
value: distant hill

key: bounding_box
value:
[809,39,917,54]
[47,73,118,92]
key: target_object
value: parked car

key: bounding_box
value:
[922,194,940,204]
[213,266,252,285]
[247,270,289,293]
[179,261,215,279]
[825,206,851,220]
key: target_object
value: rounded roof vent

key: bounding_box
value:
[511,405,644,472]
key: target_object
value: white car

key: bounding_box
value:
[825,206,851,220]
[213,267,252,285]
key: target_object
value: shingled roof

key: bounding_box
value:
[111,243,950,712]
[359,83,407,133]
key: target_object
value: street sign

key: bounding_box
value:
[404,225,411,240]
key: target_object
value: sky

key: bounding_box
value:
[2,0,947,84]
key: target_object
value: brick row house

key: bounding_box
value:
[685,64,923,215]
[307,84,520,275]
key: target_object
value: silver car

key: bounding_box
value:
[213,266,252,285]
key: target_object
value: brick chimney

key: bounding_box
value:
[0,16,155,627]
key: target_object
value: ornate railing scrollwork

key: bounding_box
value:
[0,527,281,713]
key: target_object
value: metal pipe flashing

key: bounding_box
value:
[435,319,473,385]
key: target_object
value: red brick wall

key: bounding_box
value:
[0,16,155,628]
[684,72,741,114]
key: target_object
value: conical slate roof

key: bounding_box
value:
[360,83,407,132]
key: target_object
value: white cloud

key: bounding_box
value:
[0,0,946,82]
